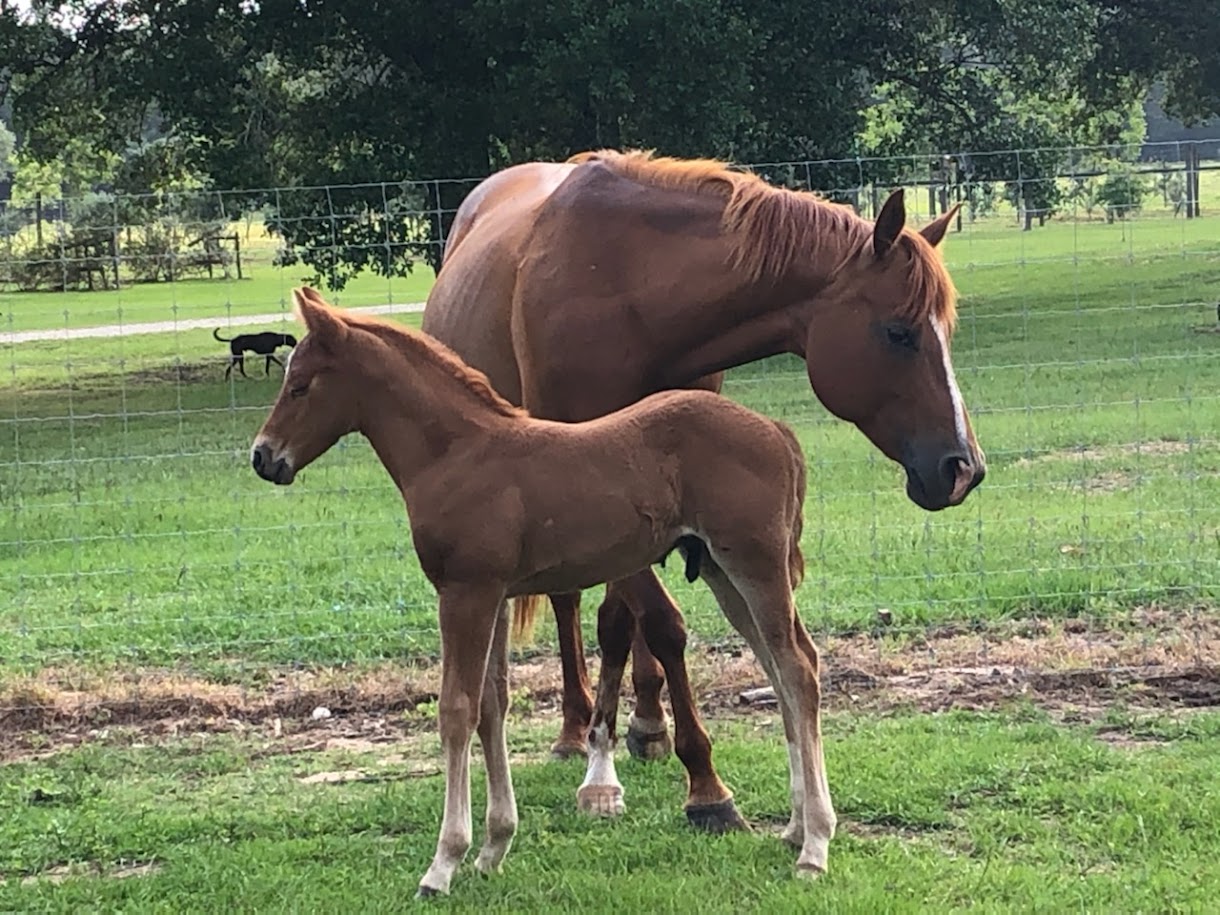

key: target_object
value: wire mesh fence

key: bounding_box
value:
[1,141,1218,725]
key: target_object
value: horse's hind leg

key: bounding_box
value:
[730,573,835,876]
[549,592,594,759]
[625,617,673,761]
[700,561,805,847]
[474,600,518,875]
[576,587,633,817]
[418,582,504,898]
[622,568,746,832]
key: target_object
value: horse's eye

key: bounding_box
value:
[885,324,917,350]
[289,384,309,399]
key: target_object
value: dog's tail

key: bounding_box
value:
[509,593,546,646]
[212,327,232,343]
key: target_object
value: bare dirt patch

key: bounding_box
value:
[2,608,1217,761]
[1,861,161,888]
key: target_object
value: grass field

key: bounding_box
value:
[2,176,1219,908]
[3,699,1220,910]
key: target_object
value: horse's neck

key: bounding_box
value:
[654,271,823,386]
[357,357,509,490]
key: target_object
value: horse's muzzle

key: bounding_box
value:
[903,449,985,511]
[251,441,295,485]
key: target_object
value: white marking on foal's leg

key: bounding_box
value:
[576,723,625,817]
[781,740,806,847]
[931,314,969,452]
[418,732,474,896]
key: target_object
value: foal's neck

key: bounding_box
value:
[355,338,516,493]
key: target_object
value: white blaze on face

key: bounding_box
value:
[930,314,969,452]
[284,345,296,375]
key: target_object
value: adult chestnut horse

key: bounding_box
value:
[422,149,985,831]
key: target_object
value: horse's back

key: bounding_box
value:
[423,161,579,405]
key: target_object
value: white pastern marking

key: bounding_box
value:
[579,723,620,791]
[931,315,969,452]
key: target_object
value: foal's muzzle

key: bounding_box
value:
[251,441,295,485]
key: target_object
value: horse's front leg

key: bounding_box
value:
[576,586,633,817]
[623,569,746,832]
[418,582,505,898]
[549,591,594,759]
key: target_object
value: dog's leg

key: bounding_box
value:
[269,354,285,373]
[237,355,248,378]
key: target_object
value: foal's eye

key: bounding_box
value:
[289,384,309,399]
[885,324,918,350]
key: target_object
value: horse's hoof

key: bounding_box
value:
[625,723,672,761]
[416,885,443,899]
[550,739,588,761]
[685,799,750,833]
[780,825,804,849]
[796,862,827,881]
[577,783,625,817]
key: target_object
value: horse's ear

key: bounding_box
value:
[920,203,961,248]
[873,189,906,258]
[292,287,347,343]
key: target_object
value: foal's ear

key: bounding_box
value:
[920,203,962,248]
[292,287,347,344]
[873,189,906,258]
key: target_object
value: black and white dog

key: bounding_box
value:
[214,327,298,379]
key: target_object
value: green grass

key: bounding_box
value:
[2,709,1219,911]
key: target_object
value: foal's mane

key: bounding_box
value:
[341,312,526,418]
[568,148,957,330]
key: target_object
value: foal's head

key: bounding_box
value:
[804,191,985,511]
[250,287,361,485]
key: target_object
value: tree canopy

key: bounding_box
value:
[2,0,1217,276]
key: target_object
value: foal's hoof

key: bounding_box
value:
[577,783,625,817]
[550,738,588,761]
[625,723,672,761]
[415,885,443,899]
[796,862,827,881]
[685,799,750,833]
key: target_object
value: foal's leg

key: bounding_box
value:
[733,576,835,876]
[701,562,805,847]
[549,591,594,759]
[577,588,633,817]
[418,583,504,898]
[474,600,518,875]
[622,569,746,832]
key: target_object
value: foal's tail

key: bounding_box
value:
[510,594,545,646]
[775,421,807,590]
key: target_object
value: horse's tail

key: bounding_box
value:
[510,594,546,645]
[212,327,232,343]
[775,421,807,590]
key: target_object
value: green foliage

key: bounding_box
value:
[1094,166,1150,222]
[1,0,1217,275]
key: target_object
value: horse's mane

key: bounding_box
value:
[341,313,526,418]
[568,148,957,330]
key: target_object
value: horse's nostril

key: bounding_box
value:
[939,454,968,486]
[251,447,263,472]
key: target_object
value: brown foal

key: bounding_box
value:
[251,287,832,896]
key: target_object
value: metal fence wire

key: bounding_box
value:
[1,140,1218,726]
